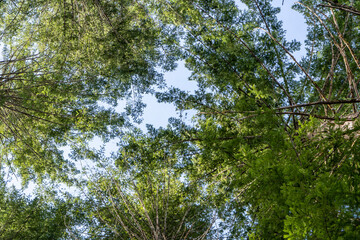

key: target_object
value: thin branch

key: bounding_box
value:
[277,111,353,121]
[318,1,360,16]
[276,99,360,110]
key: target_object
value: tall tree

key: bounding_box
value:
[0,0,178,182]
[80,127,218,239]
[154,0,360,238]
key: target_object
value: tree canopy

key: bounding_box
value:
[0,0,360,239]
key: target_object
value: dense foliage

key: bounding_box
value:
[0,0,360,239]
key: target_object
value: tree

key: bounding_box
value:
[79,127,218,239]
[0,0,178,183]
[0,177,83,240]
[153,0,360,238]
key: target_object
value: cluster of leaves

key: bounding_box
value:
[0,176,84,239]
[0,0,360,239]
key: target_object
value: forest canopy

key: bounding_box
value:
[0,0,359,239]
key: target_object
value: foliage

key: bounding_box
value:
[0,0,360,239]
[0,178,82,240]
